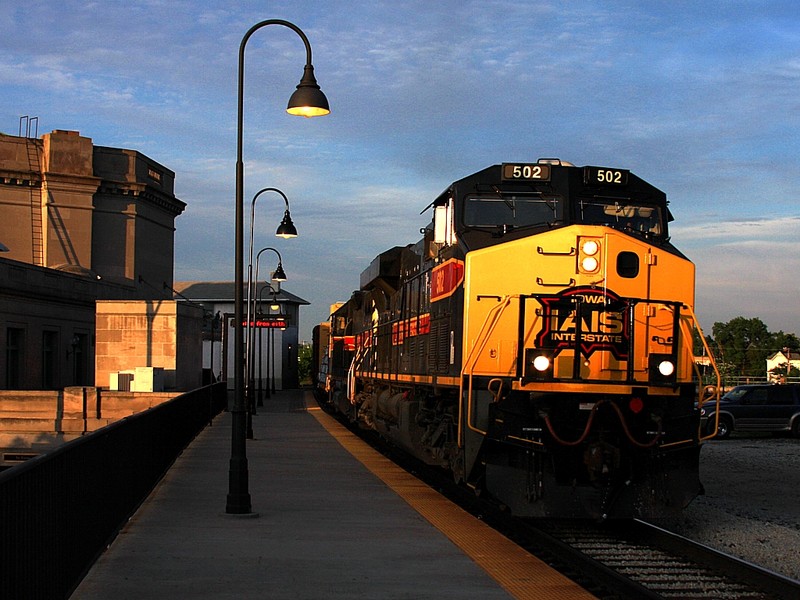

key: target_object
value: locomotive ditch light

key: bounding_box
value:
[525,348,555,381]
[649,353,677,385]
[658,361,675,376]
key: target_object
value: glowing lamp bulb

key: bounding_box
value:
[532,355,551,372]
[581,256,599,272]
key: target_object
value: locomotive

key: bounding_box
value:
[314,160,719,520]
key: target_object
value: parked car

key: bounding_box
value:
[700,383,800,438]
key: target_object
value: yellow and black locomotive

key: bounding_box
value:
[316,160,719,519]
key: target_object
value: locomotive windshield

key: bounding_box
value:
[577,197,664,238]
[463,193,564,232]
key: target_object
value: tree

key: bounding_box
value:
[771,331,800,353]
[297,342,313,386]
[712,317,772,378]
[710,317,800,380]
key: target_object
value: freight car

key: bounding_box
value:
[315,160,720,520]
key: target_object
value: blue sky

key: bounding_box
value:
[2,1,799,342]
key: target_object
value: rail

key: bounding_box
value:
[0,382,227,600]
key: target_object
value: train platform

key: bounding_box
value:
[72,389,595,600]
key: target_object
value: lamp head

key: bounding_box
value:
[272,263,288,282]
[287,65,330,118]
[276,210,298,238]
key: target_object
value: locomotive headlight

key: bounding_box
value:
[581,256,599,272]
[582,240,599,256]
[578,238,601,273]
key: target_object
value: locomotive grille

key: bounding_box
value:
[429,317,451,374]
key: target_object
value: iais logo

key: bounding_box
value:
[534,286,630,360]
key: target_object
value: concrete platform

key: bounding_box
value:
[72,390,594,600]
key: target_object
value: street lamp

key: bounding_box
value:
[228,19,329,516]
[247,247,287,427]
[246,188,294,341]
[245,188,293,431]
[211,311,221,383]
[257,283,281,404]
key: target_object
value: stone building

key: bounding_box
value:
[0,129,188,390]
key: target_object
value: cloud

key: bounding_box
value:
[3,0,800,341]
[673,216,800,334]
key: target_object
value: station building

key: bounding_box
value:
[172,281,309,391]
[0,128,189,390]
[1,127,308,393]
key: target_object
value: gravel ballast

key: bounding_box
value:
[662,435,800,581]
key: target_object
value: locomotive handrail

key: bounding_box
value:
[459,294,515,446]
[681,305,721,441]
[536,276,576,287]
[517,295,698,388]
[537,245,576,256]
[347,345,368,403]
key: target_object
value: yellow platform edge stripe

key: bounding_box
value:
[307,403,597,600]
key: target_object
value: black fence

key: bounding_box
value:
[0,382,226,600]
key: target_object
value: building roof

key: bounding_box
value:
[173,281,309,306]
[767,349,800,362]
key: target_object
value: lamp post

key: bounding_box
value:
[248,247,287,426]
[228,19,329,516]
[245,189,292,428]
[211,311,221,383]
[257,283,280,405]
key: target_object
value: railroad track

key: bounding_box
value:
[523,518,800,600]
[321,401,800,599]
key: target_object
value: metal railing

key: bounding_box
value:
[0,382,226,600]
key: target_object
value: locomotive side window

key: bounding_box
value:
[617,251,640,278]
[463,193,563,231]
[578,199,663,238]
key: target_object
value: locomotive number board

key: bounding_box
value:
[584,165,630,186]
[501,163,552,181]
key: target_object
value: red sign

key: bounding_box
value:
[238,316,288,328]
[430,259,464,302]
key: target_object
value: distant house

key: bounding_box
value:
[766,349,800,382]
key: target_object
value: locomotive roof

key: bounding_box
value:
[427,160,669,214]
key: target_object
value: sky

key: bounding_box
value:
[2,0,799,343]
